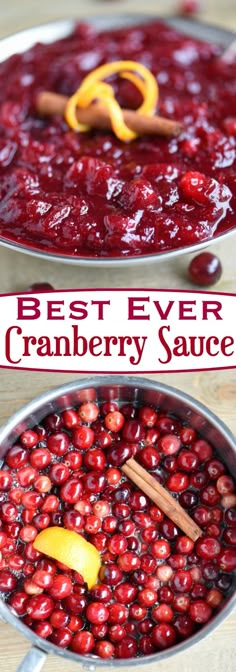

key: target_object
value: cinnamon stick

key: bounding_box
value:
[122,457,202,542]
[36,91,183,138]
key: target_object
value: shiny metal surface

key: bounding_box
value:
[0,376,235,670]
[15,647,47,672]
[0,16,235,267]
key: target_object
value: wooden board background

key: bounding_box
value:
[0,1,235,671]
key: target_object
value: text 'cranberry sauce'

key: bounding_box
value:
[0,21,235,258]
[0,398,235,659]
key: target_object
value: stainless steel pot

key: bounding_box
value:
[0,376,235,671]
[0,15,235,267]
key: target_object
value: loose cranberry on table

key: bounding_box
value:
[188,253,222,286]
[0,396,235,659]
[178,1,202,15]
[25,283,55,292]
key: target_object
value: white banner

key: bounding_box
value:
[0,289,235,373]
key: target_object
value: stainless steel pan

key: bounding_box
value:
[0,376,235,671]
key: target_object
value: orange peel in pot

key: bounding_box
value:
[33,526,101,589]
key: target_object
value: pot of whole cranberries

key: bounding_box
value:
[0,15,235,266]
[0,376,235,671]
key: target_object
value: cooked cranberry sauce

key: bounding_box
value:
[0,398,235,658]
[0,21,235,258]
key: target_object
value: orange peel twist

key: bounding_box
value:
[65,60,159,142]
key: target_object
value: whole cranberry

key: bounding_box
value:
[122,419,145,442]
[177,450,199,471]
[65,594,87,614]
[20,430,38,448]
[172,595,190,614]
[83,471,106,494]
[71,631,95,654]
[166,473,189,492]
[47,432,70,456]
[63,510,84,533]
[188,253,222,287]
[83,449,106,471]
[223,527,236,546]
[174,614,195,638]
[0,570,17,592]
[94,641,115,659]
[78,402,99,423]
[108,533,128,555]
[50,628,72,648]
[0,470,13,491]
[108,603,128,624]
[72,426,94,450]
[49,575,72,599]
[159,519,179,540]
[26,595,54,620]
[225,508,236,526]
[86,602,109,625]
[25,282,54,292]
[138,588,157,607]
[8,591,28,615]
[99,564,123,586]
[114,582,138,604]
[158,435,181,455]
[218,547,236,572]
[60,479,83,504]
[49,463,70,485]
[90,584,112,603]
[150,539,170,559]
[5,445,29,469]
[152,604,174,623]
[151,623,176,649]
[171,570,192,593]
[196,536,221,560]
[139,635,155,655]
[104,411,125,433]
[115,636,138,658]
[106,442,133,467]
[192,439,213,462]
[138,406,158,427]
[138,446,160,470]
[189,600,212,624]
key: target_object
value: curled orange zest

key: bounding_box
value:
[65,60,159,142]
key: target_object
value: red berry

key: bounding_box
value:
[26,595,54,620]
[115,636,138,658]
[20,430,38,448]
[86,602,109,625]
[188,253,222,287]
[104,411,125,432]
[189,600,212,624]
[71,631,95,654]
[49,575,73,599]
[72,426,94,450]
[171,570,192,593]
[0,470,13,491]
[78,402,99,423]
[151,623,176,649]
[60,479,83,504]
[166,472,190,492]
[196,536,221,560]
[94,641,115,659]
[150,539,170,559]
[108,603,128,624]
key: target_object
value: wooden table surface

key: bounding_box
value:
[0,1,235,671]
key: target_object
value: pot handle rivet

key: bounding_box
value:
[16,646,47,672]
